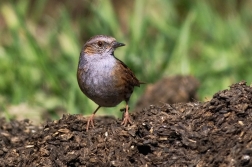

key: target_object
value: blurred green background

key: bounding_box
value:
[0,0,252,123]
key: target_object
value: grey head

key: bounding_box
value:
[82,35,125,56]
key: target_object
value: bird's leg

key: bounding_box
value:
[86,106,101,131]
[121,102,133,126]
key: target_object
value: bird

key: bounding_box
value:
[77,35,143,131]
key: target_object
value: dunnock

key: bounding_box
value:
[77,35,143,130]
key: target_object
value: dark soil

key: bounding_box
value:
[1,81,252,167]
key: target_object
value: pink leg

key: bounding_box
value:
[121,103,133,126]
[86,106,101,131]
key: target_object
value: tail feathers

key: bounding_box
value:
[139,81,146,85]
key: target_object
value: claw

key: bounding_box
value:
[86,114,95,131]
[86,106,101,131]
[121,104,133,126]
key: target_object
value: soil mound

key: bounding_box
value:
[0,81,252,166]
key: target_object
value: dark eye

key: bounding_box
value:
[97,41,103,47]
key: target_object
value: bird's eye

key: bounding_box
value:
[97,41,103,47]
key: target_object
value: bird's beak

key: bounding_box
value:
[112,42,125,48]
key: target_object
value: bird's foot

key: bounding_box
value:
[121,111,132,126]
[86,114,95,131]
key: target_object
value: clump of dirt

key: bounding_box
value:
[0,81,252,166]
[134,75,199,112]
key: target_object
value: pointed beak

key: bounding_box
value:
[112,42,125,48]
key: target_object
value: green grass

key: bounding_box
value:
[0,0,252,121]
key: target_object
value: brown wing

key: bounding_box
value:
[114,58,141,87]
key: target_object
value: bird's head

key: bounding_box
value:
[82,35,125,56]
